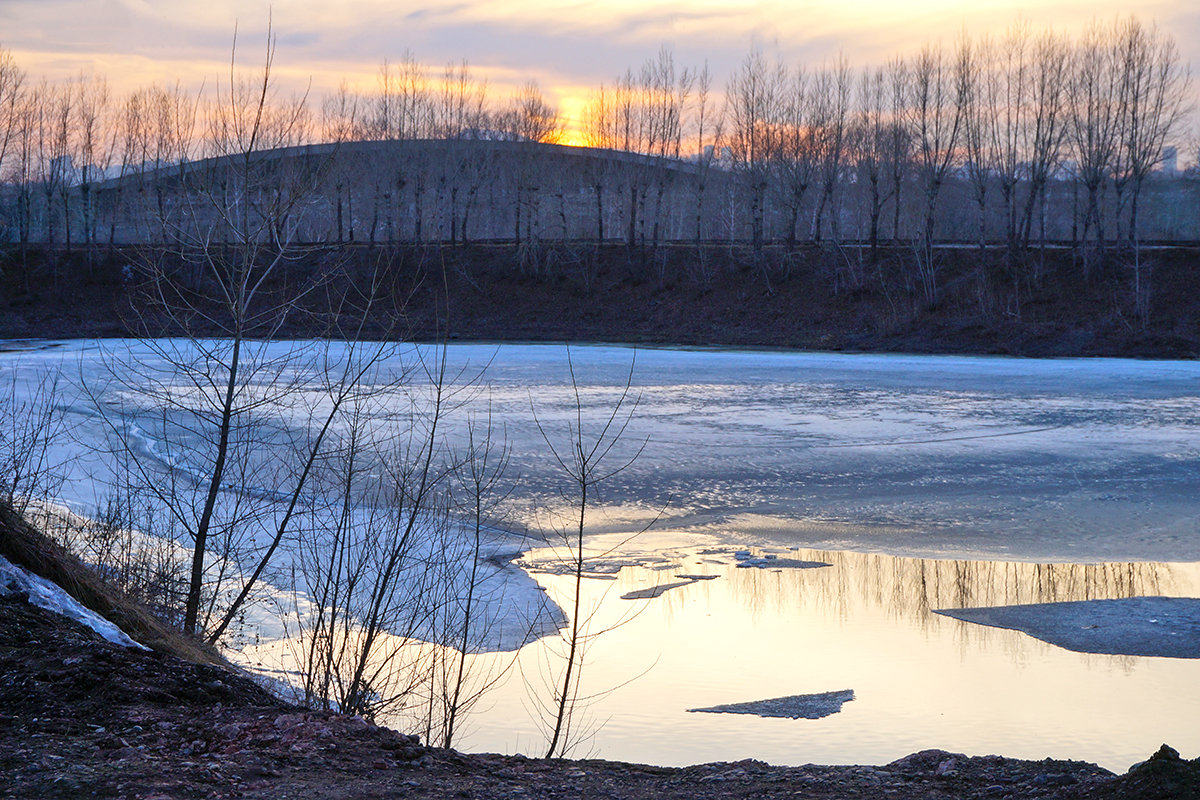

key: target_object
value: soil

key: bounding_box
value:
[4,595,1200,800]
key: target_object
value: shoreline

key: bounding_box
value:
[3,243,1199,361]
[5,592,1197,799]
[7,333,1200,362]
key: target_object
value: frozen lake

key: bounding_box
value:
[4,339,1200,770]
[418,344,1200,564]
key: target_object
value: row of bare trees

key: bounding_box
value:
[717,20,1190,276]
[0,17,1195,275]
[0,44,562,256]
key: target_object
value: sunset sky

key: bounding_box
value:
[4,0,1197,141]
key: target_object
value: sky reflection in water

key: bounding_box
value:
[445,539,1200,771]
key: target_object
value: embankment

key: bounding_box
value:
[2,242,1197,358]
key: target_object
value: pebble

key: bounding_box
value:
[700,768,748,782]
[1032,773,1077,786]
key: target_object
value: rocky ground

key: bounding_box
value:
[4,594,1200,800]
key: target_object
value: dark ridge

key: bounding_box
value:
[2,243,1199,359]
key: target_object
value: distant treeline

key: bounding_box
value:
[0,16,1195,309]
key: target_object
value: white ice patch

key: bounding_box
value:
[0,554,149,650]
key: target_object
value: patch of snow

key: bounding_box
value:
[0,554,148,650]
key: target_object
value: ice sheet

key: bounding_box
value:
[936,597,1200,658]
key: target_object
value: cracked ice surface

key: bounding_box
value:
[11,339,1200,566]
[425,344,1200,563]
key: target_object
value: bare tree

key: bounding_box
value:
[885,56,912,243]
[726,47,786,256]
[288,347,457,721]
[439,410,516,748]
[532,351,646,759]
[0,45,25,187]
[639,48,693,249]
[581,49,714,255]
[503,80,562,145]
[961,32,998,249]
[72,73,112,262]
[434,60,487,139]
[104,86,153,245]
[367,54,432,243]
[8,79,42,256]
[1109,18,1191,326]
[909,40,968,302]
[321,81,361,242]
[617,70,650,249]
[0,47,26,249]
[502,81,562,251]
[774,65,817,249]
[93,26,353,641]
[689,62,723,256]
[853,65,898,258]
[437,62,491,244]
[1068,19,1123,264]
[37,81,72,250]
[581,84,617,246]
[126,82,201,243]
[372,53,433,142]
[1113,18,1191,244]
[1020,30,1070,253]
[811,56,852,244]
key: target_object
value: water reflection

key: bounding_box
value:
[471,541,1200,770]
[621,545,1193,643]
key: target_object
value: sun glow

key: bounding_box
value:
[554,91,592,147]
[6,0,1197,95]
[2,0,1197,153]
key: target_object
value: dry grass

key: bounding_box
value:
[0,500,222,666]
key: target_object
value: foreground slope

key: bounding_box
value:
[2,504,1200,798]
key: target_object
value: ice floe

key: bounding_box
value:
[936,597,1200,658]
[689,689,855,720]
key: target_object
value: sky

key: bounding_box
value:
[3,0,1198,144]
